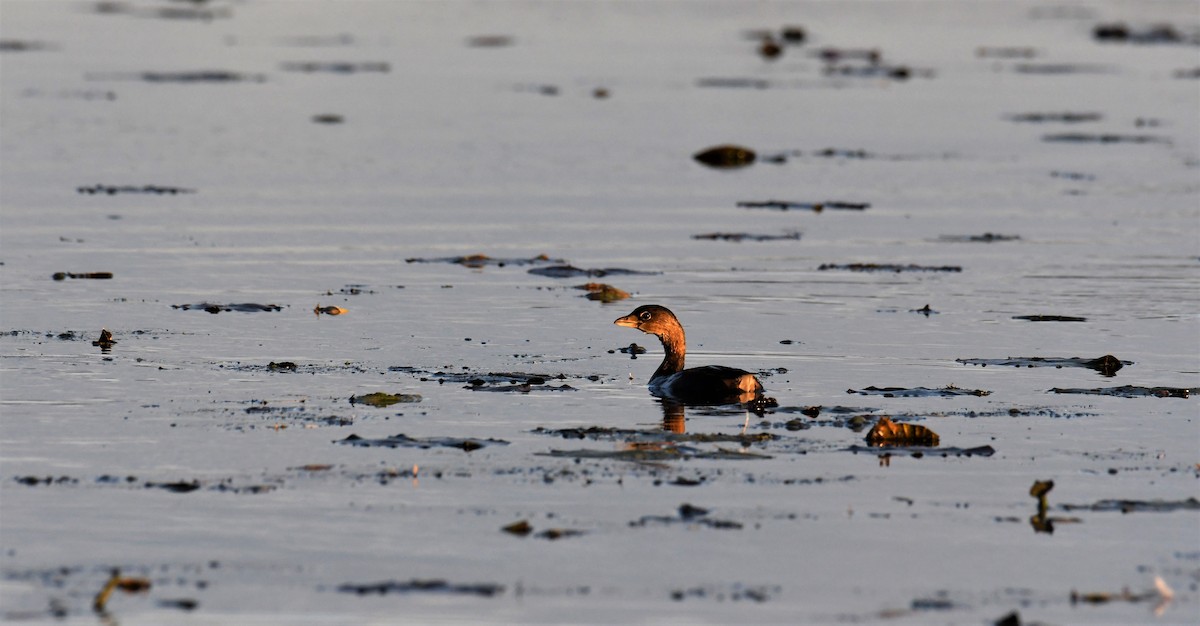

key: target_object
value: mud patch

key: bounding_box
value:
[692,231,802,242]
[630,504,742,530]
[348,392,422,407]
[1059,498,1200,513]
[1048,385,1194,398]
[819,263,962,273]
[336,433,509,451]
[937,233,1021,242]
[847,385,991,398]
[404,253,562,268]
[77,184,194,195]
[172,303,283,313]
[957,355,1129,376]
[336,579,503,597]
[527,265,657,278]
[1012,314,1086,322]
[737,200,868,212]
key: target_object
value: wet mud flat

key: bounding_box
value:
[2,1,1199,625]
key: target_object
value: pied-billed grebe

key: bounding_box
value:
[614,304,763,404]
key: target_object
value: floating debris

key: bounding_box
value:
[52,271,112,280]
[280,61,390,74]
[78,184,194,195]
[405,253,562,268]
[847,385,991,398]
[527,265,655,278]
[758,35,783,61]
[0,40,56,52]
[172,303,283,313]
[865,416,940,447]
[630,504,743,530]
[465,381,576,393]
[1042,133,1168,144]
[348,392,422,407]
[958,355,1129,376]
[337,579,504,597]
[1049,385,1194,398]
[501,520,533,536]
[576,282,629,302]
[541,446,770,462]
[314,305,347,316]
[976,46,1038,59]
[1092,22,1198,45]
[466,35,514,48]
[847,444,994,458]
[1005,111,1102,123]
[311,113,344,124]
[691,231,802,242]
[695,77,771,89]
[937,233,1020,242]
[530,426,775,446]
[1012,314,1085,322]
[819,263,962,273]
[1012,63,1112,75]
[336,433,509,451]
[737,200,869,212]
[134,71,264,83]
[693,144,756,169]
[612,343,646,358]
[268,361,297,372]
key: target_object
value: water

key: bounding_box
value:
[2,1,1198,624]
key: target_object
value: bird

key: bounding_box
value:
[614,304,763,404]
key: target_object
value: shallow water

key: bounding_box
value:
[2,1,1198,624]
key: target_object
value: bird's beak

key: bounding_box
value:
[614,314,639,328]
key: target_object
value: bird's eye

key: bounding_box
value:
[639,310,652,322]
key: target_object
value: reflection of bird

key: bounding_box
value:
[614,305,763,404]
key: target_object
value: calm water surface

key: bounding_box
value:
[1,1,1198,624]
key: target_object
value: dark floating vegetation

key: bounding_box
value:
[78,184,194,195]
[737,200,869,212]
[87,70,266,84]
[172,303,283,314]
[540,446,771,462]
[280,61,390,74]
[527,265,657,278]
[337,579,504,598]
[348,392,422,408]
[692,144,756,169]
[405,253,561,268]
[1049,385,1194,399]
[847,385,991,398]
[691,231,802,242]
[864,416,940,447]
[819,263,962,273]
[1012,314,1086,322]
[1059,497,1200,513]
[847,444,995,458]
[1092,22,1200,45]
[466,381,576,393]
[575,282,630,302]
[612,343,646,358]
[1042,133,1168,144]
[466,34,514,48]
[958,355,1129,376]
[335,433,509,452]
[937,233,1021,243]
[1005,111,1102,123]
[630,504,742,530]
[52,271,112,280]
[531,426,776,446]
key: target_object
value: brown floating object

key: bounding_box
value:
[502,520,533,536]
[576,282,629,302]
[865,416,940,447]
[53,272,113,280]
[314,305,348,316]
[92,328,117,350]
[693,144,756,169]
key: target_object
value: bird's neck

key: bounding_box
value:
[651,327,686,380]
